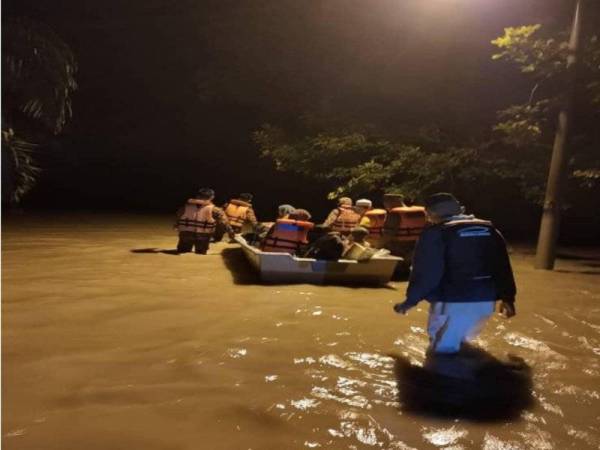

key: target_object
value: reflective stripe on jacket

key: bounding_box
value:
[261,219,314,254]
[177,199,216,234]
[405,216,516,306]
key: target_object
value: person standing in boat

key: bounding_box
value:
[393,193,516,354]
[323,197,362,236]
[214,192,258,241]
[175,188,234,254]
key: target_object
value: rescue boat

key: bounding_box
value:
[235,236,402,285]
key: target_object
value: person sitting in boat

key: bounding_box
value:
[322,197,362,236]
[260,209,314,254]
[343,226,376,261]
[302,228,346,261]
[214,193,258,241]
[278,204,296,220]
[363,206,388,243]
[355,198,374,227]
[249,204,297,247]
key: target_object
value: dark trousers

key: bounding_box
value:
[177,231,211,254]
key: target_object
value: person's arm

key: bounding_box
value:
[213,207,235,238]
[322,209,339,227]
[492,229,517,317]
[395,228,445,314]
[247,207,258,226]
[174,206,184,229]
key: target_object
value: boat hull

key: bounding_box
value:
[235,237,402,285]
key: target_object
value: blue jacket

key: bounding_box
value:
[405,215,516,306]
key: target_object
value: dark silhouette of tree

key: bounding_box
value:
[2,17,77,203]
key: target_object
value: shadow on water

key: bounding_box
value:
[221,247,261,285]
[554,269,600,276]
[390,345,534,422]
[221,247,399,289]
[557,251,600,261]
[130,248,180,255]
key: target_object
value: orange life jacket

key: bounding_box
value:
[364,208,387,237]
[331,206,361,233]
[385,206,427,242]
[177,199,216,234]
[261,219,314,253]
[224,199,250,228]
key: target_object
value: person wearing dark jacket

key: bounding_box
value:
[394,193,516,354]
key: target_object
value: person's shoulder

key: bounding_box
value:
[421,223,443,236]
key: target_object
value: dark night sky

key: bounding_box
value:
[3,0,598,224]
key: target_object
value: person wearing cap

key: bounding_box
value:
[214,192,259,242]
[393,192,516,354]
[277,204,296,220]
[355,198,373,227]
[175,188,235,254]
[322,197,362,235]
[383,193,406,211]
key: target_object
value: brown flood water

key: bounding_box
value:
[3,214,600,450]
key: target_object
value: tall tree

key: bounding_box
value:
[2,17,77,203]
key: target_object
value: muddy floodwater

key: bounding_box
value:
[3,214,600,450]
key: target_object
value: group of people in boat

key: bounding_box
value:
[174,188,427,260]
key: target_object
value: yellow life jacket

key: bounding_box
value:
[224,199,250,228]
[331,206,361,234]
[177,199,216,234]
[261,219,314,254]
[384,206,427,242]
[364,208,387,237]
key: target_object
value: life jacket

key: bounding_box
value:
[177,199,216,234]
[224,199,251,229]
[364,209,387,237]
[261,219,314,254]
[331,206,361,234]
[438,218,498,301]
[384,206,427,242]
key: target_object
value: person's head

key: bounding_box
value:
[289,208,312,221]
[196,188,215,201]
[338,197,353,207]
[239,193,253,203]
[424,192,464,223]
[383,193,405,210]
[355,198,372,213]
[278,204,295,218]
[350,226,369,243]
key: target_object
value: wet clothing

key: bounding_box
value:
[427,301,495,354]
[177,231,211,254]
[175,200,233,254]
[403,214,516,354]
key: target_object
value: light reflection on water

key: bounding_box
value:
[2,216,600,449]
